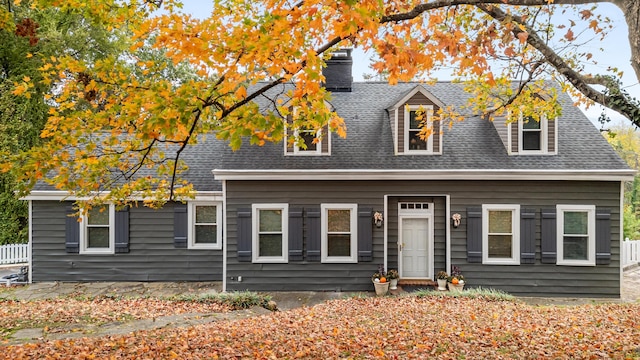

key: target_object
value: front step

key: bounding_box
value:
[398,279,437,287]
[390,279,437,295]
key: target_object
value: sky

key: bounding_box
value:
[179,2,638,128]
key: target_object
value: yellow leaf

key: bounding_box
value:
[235,86,247,99]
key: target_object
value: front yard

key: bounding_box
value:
[1,289,639,359]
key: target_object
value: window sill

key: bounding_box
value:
[188,244,222,250]
[321,257,357,264]
[556,260,596,266]
[79,249,115,255]
[482,259,520,265]
[252,258,288,263]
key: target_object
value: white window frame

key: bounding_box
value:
[321,203,358,263]
[518,114,548,154]
[80,204,115,254]
[482,204,520,265]
[404,105,434,154]
[252,204,288,263]
[188,202,223,250]
[556,204,596,266]
[293,127,322,155]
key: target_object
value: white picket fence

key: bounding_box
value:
[623,238,640,268]
[0,243,29,265]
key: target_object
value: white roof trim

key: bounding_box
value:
[22,191,224,201]
[213,169,635,181]
[387,85,447,111]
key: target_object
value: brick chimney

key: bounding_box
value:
[322,49,353,92]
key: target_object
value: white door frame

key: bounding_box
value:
[398,202,434,279]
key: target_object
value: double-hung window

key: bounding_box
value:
[404,105,434,153]
[557,205,595,266]
[519,115,547,153]
[482,204,520,265]
[321,204,357,263]
[80,204,115,254]
[252,204,288,263]
[294,128,321,154]
[188,202,222,250]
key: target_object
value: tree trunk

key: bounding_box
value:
[618,0,640,82]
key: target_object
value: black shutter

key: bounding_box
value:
[358,207,373,262]
[520,208,536,264]
[306,208,321,261]
[596,208,611,265]
[541,209,557,263]
[288,208,303,261]
[65,206,80,253]
[114,207,130,253]
[237,208,252,262]
[173,204,188,248]
[466,207,482,263]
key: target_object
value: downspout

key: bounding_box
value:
[222,179,227,293]
[383,195,388,274]
[28,200,32,283]
[445,195,451,275]
[620,181,625,297]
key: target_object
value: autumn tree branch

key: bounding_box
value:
[476,3,640,126]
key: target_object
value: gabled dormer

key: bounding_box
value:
[387,86,445,155]
[493,112,557,155]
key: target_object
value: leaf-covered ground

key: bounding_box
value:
[2,295,639,359]
[0,297,231,338]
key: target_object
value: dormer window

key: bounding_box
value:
[285,107,331,156]
[521,116,546,151]
[389,86,444,156]
[504,113,556,155]
[404,105,435,154]
[293,128,322,154]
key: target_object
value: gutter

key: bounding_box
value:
[212,169,636,182]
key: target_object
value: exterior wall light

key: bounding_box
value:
[373,211,384,228]
[452,213,461,228]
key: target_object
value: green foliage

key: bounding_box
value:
[172,291,273,310]
[0,2,131,244]
[605,124,640,239]
[413,287,516,301]
[623,204,640,240]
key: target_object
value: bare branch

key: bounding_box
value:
[477,3,640,126]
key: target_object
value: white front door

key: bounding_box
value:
[401,218,430,278]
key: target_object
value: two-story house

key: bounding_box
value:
[26,50,634,297]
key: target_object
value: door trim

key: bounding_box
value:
[398,202,434,279]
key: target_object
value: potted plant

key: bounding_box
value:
[386,269,399,290]
[371,265,389,296]
[436,270,448,291]
[447,265,465,292]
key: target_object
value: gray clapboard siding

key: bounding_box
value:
[31,201,223,282]
[226,179,621,297]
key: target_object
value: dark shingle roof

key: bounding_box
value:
[34,81,631,192]
[193,82,628,181]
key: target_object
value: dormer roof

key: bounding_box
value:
[387,85,447,111]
